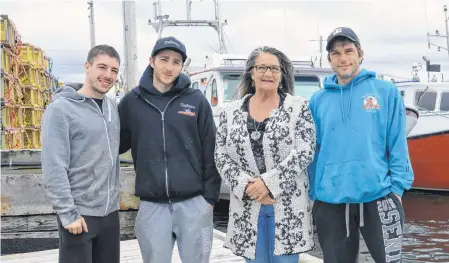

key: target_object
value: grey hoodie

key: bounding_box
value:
[41,83,120,226]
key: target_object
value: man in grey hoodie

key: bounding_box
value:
[41,45,121,263]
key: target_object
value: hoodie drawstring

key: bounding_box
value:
[340,82,354,125]
[345,203,365,238]
[345,203,350,237]
[360,203,364,228]
[340,88,346,124]
[348,82,353,120]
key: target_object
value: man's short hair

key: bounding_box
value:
[87,45,121,65]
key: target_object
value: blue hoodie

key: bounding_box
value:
[308,69,414,204]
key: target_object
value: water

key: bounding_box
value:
[401,192,449,263]
[2,191,447,261]
[213,191,449,262]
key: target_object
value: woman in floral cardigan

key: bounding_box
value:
[214,46,316,263]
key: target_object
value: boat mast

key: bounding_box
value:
[122,0,138,92]
[149,0,228,54]
[427,5,449,57]
[87,0,96,48]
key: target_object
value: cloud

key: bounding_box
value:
[219,0,449,78]
[2,0,448,83]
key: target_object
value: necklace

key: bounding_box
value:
[248,97,264,141]
[251,118,262,140]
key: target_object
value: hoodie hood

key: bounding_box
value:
[139,64,191,96]
[323,69,376,90]
[53,82,86,101]
[53,82,114,122]
[322,69,376,124]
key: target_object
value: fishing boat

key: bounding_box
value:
[382,59,449,191]
[396,81,449,191]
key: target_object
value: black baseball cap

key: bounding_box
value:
[326,27,360,51]
[151,36,187,62]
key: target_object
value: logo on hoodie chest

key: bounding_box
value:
[362,94,381,112]
[178,103,196,117]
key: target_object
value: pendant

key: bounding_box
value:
[251,130,261,140]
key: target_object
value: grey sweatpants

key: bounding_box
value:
[135,195,214,263]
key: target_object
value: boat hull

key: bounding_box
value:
[407,130,449,191]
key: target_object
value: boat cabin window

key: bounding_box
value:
[440,92,449,112]
[192,82,199,90]
[294,75,320,99]
[221,73,322,101]
[414,90,437,111]
[211,79,218,106]
[223,74,241,101]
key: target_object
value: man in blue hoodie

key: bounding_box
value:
[308,27,414,263]
[118,37,221,263]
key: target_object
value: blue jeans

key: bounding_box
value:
[245,205,300,263]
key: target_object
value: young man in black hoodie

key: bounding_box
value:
[118,36,221,263]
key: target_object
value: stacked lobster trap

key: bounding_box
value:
[1,15,58,150]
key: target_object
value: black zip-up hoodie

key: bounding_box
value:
[119,65,221,204]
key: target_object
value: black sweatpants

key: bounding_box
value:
[313,192,405,263]
[57,210,120,263]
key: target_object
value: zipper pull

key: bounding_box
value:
[161,112,165,121]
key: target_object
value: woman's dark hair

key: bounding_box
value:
[237,46,294,99]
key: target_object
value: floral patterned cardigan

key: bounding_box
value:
[214,93,316,260]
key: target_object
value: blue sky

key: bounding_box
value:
[2,0,449,83]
